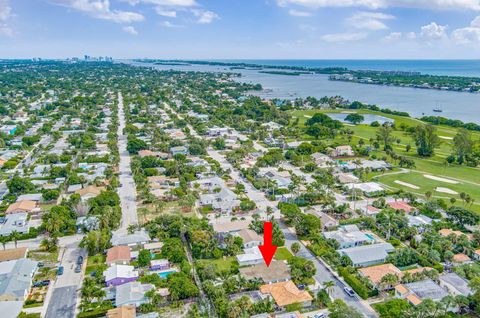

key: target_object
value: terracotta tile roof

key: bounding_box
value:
[359,263,402,285]
[106,305,136,318]
[0,247,28,262]
[403,267,433,275]
[388,201,414,213]
[453,253,471,263]
[106,246,131,264]
[394,284,409,295]
[260,280,312,307]
[406,294,423,306]
[439,229,464,237]
[6,200,37,214]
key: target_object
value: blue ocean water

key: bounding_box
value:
[212,60,480,77]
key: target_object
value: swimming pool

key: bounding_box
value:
[157,270,176,278]
[364,233,375,241]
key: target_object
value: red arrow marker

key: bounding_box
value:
[258,221,277,267]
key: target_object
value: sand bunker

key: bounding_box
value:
[439,136,453,140]
[395,180,420,189]
[304,115,312,118]
[424,175,459,184]
[436,187,458,195]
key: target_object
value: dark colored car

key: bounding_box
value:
[57,266,64,276]
[33,280,50,287]
[74,264,82,273]
[77,256,84,265]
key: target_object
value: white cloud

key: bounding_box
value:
[320,32,368,42]
[53,0,144,23]
[346,11,394,30]
[192,9,218,24]
[0,0,13,37]
[155,8,177,17]
[298,24,316,31]
[159,20,184,28]
[276,0,480,11]
[122,25,138,34]
[420,22,448,40]
[383,31,402,41]
[288,9,312,16]
[452,16,480,45]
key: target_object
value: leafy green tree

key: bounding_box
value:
[328,299,363,318]
[345,113,364,124]
[414,124,440,157]
[137,249,152,267]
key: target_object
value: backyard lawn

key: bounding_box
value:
[274,247,293,261]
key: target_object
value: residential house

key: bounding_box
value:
[103,264,139,287]
[0,125,17,136]
[111,230,150,247]
[395,279,449,306]
[0,213,30,237]
[170,146,188,156]
[236,247,264,266]
[311,152,334,168]
[345,182,384,197]
[107,305,136,318]
[236,229,262,248]
[438,273,473,297]
[143,242,163,254]
[452,253,472,264]
[389,201,416,214]
[259,280,313,309]
[107,246,132,266]
[407,214,433,232]
[343,160,390,171]
[239,261,291,284]
[0,258,38,301]
[150,259,169,271]
[16,194,43,203]
[199,187,240,213]
[115,281,154,307]
[359,264,402,289]
[339,243,395,267]
[324,225,375,249]
[75,185,103,202]
[211,218,251,235]
[5,201,38,215]
[330,145,354,157]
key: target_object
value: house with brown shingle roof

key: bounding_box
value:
[6,201,38,215]
[106,246,131,266]
[260,280,313,309]
[75,185,103,201]
[106,305,136,318]
[0,247,28,262]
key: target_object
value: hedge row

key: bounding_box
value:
[338,267,370,300]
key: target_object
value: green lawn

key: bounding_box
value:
[86,254,106,275]
[275,247,293,261]
[290,108,480,212]
[197,256,237,273]
[28,250,59,265]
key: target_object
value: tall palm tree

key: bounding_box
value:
[10,231,20,248]
[324,280,335,298]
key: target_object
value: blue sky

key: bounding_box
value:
[1,0,480,59]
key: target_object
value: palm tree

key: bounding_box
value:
[10,231,20,248]
[323,281,335,298]
[0,236,9,250]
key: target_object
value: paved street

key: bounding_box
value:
[116,92,138,233]
[44,240,87,318]
[279,222,377,318]
[45,286,77,318]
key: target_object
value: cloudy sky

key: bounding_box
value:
[1,0,480,59]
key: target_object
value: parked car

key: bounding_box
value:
[344,286,355,297]
[77,255,84,265]
[313,314,326,318]
[74,264,82,273]
[33,280,50,287]
[57,266,64,276]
